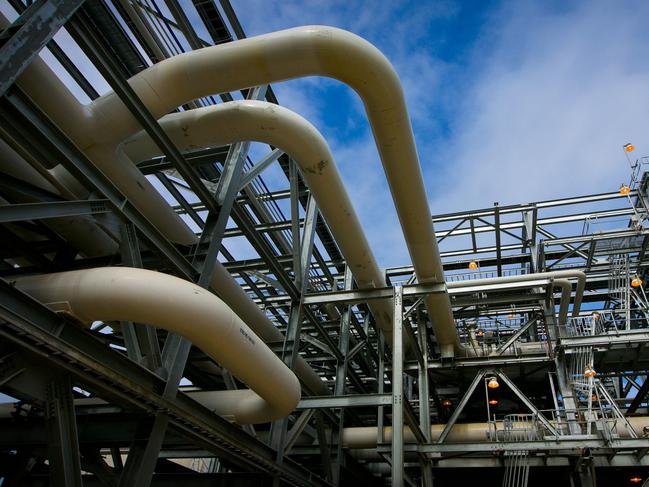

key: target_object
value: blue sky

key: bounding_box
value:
[230,0,649,266]
[1,0,648,268]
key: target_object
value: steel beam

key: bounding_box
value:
[0,199,110,223]
[67,8,220,215]
[44,374,83,487]
[627,375,649,414]
[492,316,538,356]
[0,0,85,96]
[493,370,561,437]
[437,370,486,444]
[239,148,284,190]
[303,282,446,306]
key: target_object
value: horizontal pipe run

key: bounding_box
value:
[11,267,301,424]
[342,416,649,448]
[447,270,586,317]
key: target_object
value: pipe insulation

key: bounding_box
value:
[342,415,648,448]
[13,53,328,396]
[122,100,394,337]
[16,25,459,355]
[11,267,301,424]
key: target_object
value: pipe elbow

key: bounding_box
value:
[12,268,300,424]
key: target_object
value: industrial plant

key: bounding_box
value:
[0,1,647,486]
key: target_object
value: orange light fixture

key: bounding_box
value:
[442,399,452,407]
[620,184,631,195]
[632,276,643,288]
[624,143,635,153]
[488,399,498,405]
[476,329,485,337]
[630,477,642,484]
[487,377,500,389]
[584,368,597,378]
[468,261,479,270]
[592,312,601,321]
[591,394,598,401]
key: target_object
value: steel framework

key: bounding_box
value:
[0,1,648,486]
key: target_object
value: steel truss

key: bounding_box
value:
[1,1,649,487]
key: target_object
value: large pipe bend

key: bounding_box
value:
[11,267,301,424]
[80,25,457,356]
[122,100,394,337]
[12,56,329,395]
[17,26,457,354]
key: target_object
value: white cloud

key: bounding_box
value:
[232,0,649,269]
[430,1,649,214]
[231,0,454,267]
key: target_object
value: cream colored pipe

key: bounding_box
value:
[342,415,648,448]
[450,277,573,328]
[16,23,455,353]
[448,270,586,318]
[11,267,301,424]
[122,101,394,337]
[208,260,328,395]
[46,25,457,356]
[13,48,328,395]
[12,54,196,246]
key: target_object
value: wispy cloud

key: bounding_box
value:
[430,1,649,214]
[232,0,456,266]
[233,0,649,267]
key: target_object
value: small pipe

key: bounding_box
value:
[553,279,571,326]
[448,270,586,318]
[11,267,301,424]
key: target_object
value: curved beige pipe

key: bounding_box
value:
[122,101,394,337]
[342,415,648,448]
[14,29,591,358]
[10,267,301,424]
[16,25,455,355]
[553,279,571,326]
[14,56,329,396]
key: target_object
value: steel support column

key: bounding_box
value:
[392,285,404,487]
[417,313,434,487]
[332,266,353,484]
[44,374,83,487]
[269,177,319,479]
